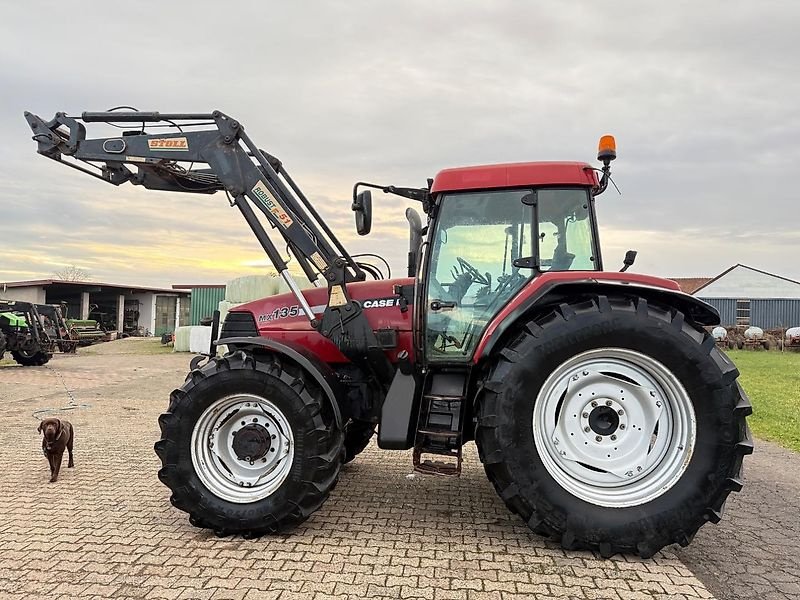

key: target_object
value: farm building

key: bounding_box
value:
[0,279,190,337]
[171,284,226,325]
[673,265,800,329]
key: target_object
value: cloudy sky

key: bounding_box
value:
[1,1,797,287]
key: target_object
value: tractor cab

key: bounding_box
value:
[422,170,602,362]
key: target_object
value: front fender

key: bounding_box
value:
[474,279,720,363]
[217,336,344,429]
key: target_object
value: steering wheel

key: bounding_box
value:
[456,257,490,286]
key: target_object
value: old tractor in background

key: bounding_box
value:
[0,300,56,365]
[26,109,752,558]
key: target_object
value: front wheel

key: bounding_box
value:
[154,351,343,537]
[11,346,51,366]
[476,295,753,557]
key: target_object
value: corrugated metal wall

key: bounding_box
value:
[189,287,226,325]
[751,299,800,328]
[699,297,800,328]
[699,298,736,325]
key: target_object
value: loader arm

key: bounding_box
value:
[24,109,394,384]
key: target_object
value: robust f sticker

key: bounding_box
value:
[147,137,188,150]
[252,181,294,229]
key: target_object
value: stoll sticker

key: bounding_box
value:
[147,137,188,150]
[252,181,294,228]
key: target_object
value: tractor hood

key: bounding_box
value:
[231,277,415,334]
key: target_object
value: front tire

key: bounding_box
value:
[476,295,753,557]
[155,351,343,537]
[11,347,51,366]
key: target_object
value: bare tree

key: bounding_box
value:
[53,265,90,281]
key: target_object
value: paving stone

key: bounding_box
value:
[0,349,722,600]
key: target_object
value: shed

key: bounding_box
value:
[172,284,226,325]
[0,279,190,336]
[692,265,800,328]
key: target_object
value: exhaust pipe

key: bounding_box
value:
[405,208,423,277]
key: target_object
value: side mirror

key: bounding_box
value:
[620,249,637,272]
[352,190,372,236]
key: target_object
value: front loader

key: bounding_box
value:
[25,109,752,557]
[0,300,56,365]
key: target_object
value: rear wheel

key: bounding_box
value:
[155,351,343,537]
[476,295,752,557]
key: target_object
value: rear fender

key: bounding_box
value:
[217,336,344,429]
[474,280,720,363]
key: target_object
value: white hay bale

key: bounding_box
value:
[189,326,213,354]
[173,326,192,352]
[224,275,281,303]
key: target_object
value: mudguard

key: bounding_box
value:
[474,278,720,363]
[216,336,344,429]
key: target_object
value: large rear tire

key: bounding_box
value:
[476,295,753,557]
[154,350,343,537]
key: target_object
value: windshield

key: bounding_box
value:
[425,187,598,361]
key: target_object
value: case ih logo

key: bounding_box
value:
[362,297,401,309]
[147,137,188,150]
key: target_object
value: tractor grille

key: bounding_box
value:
[220,311,258,339]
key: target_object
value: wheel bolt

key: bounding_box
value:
[252,418,258,422]
[618,409,624,415]
[591,401,598,408]
[262,457,267,463]
[620,424,626,430]
[582,412,589,418]
[595,435,602,442]
[610,434,617,441]
[241,421,246,426]
[605,400,612,406]
[583,426,590,433]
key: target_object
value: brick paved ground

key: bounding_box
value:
[675,439,800,600]
[0,340,753,599]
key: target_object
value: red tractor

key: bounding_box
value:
[26,110,752,557]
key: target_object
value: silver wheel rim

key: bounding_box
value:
[532,348,696,508]
[191,394,294,503]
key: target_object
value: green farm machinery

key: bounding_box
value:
[0,300,56,366]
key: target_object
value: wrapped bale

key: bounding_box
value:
[224,276,281,303]
[189,326,212,354]
[173,326,193,352]
[225,274,314,303]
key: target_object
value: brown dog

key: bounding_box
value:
[38,418,74,482]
